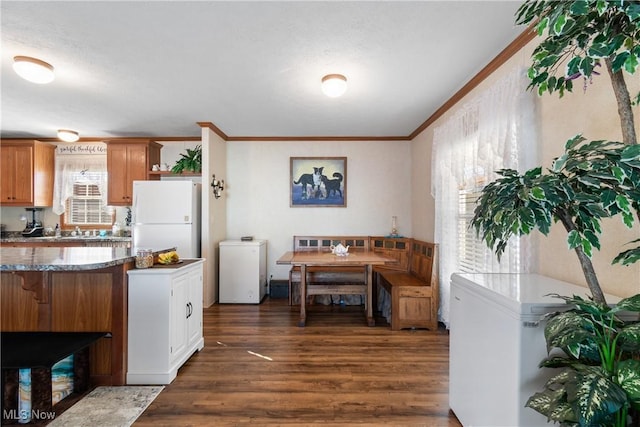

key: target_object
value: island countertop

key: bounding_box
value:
[1,236,132,244]
[0,247,138,271]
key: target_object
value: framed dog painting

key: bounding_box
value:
[290,157,347,207]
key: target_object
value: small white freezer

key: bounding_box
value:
[219,240,267,303]
[448,273,623,427]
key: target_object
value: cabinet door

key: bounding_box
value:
[12,145,35,204]
[126,144,148,184]
[107,143,151,205]
[107,144,130,205]
[186,267,203,347]
[0,145,33,205]
[0,146,16,203]
[170,273,189,364]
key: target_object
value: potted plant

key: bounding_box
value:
[527,293,640,426]
[171,145,202,174]
[470,1,640,425]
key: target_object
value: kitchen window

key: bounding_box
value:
[64,173,111,226]
[53,149,109,227]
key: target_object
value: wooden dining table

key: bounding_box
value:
[276,250,396,327]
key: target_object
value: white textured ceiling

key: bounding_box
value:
[1,1,525,140]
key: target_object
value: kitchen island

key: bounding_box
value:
[1,247,140,385]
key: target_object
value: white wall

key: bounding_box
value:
[226,140,412,281]
[410,127,435,242]
[201,129,227,306]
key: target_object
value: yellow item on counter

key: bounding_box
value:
[157,251,180,264]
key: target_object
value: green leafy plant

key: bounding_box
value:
[516,0,640,146]
[472,137,640,303]
[468,1,640,425]
[171,145,202,174]
[526,294,640,427]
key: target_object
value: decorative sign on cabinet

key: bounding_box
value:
[126,258,204,385]
[105,140,162,206]
[0,140,55,206]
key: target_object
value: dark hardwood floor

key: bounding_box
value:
[135,297,462,426]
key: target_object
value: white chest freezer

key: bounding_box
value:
[448,273,622,427]
[219,240,267,304]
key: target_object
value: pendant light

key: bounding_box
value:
[321,74,347,98]
[13,56,55,84]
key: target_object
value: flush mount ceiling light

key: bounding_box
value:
[57,129,79,142]
[13,56,55,84]
[321,74,347,98]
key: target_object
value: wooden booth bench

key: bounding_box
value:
[371,237,439,331]
[288,236,370,305]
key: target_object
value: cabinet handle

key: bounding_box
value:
[186,302,190,319]
[186,302,193,319]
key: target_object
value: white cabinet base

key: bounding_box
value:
[127,258,205,385]
[126,337,204,384]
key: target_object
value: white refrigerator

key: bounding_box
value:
[219,240,267,303]
[132,181,201,258]
[448,273,622,427]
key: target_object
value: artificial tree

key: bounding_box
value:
[472,0,640,304]
[469,1,640,425]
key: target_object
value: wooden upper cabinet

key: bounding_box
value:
[0,140,55,207]
[106,140,161,206]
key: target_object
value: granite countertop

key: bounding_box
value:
[0,246,173,272]
[1,236,131,243]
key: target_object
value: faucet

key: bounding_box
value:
[75,226,81,235]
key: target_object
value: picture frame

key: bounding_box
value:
[290,157,347,207]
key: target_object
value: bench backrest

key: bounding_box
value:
[369,236,412,271]
[409,240,438,288]
[293,236,370,252]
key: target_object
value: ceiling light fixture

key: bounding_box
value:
[321,74,347,98]
[13,56,55,84]
[57,129,79,142]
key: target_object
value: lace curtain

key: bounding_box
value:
[431,67,538,327]
[52,154,108,215]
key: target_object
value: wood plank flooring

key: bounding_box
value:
[135,297,462,426]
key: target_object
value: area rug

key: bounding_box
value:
[48,386,163,427]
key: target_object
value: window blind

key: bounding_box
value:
[66,171,110,226]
